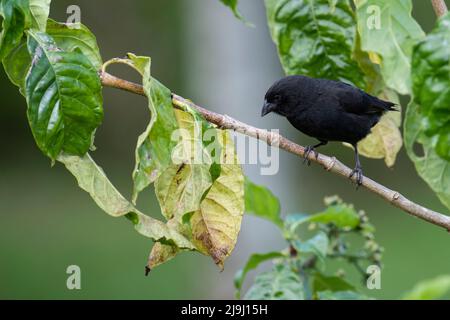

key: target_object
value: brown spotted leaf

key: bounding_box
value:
[155,108,212,221]
[148,243,179,270]
[190,130,245,268]
[356,90,402,167]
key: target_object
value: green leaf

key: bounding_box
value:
[189,130,245,268]
[355,89,402,167]
[312,273,355,294]
[404,102,450,210]
[29,0,51,31]
[155,108,212,221]
[3,19,102,95]
[234,252,285,298]
[244,264,304,300]
[354,0,425,94]
[244,178,282,228]
[265,0,365,88]
[2,38,29,94]
[58,153,141,218]
[46,19,102,69]
[293,232,329,263]
[0,0,31,60]
[57,153,195,250]
[318,290,370,300]
[402,275,450,300]
[126,53,179,203]
[25,31,103,159]
[311,203,360,229]
[286,202,360,233]
[411,13,450,161]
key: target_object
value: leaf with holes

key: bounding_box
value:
[25,31,103,159]
[265,0,365,88]
[354,0,425,94]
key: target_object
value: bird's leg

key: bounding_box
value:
[303,141,328,166]
[349,144,363,187]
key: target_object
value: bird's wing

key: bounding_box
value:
[333,82,396,115]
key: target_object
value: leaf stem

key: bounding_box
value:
[100,71,450,232]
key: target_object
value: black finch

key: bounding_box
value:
[262,75,397,186]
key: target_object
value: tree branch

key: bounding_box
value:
[432,0,448,18]
[99,71,450,232]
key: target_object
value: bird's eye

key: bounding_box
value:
[273,95,281,102]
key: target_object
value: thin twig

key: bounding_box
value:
[431,0,448,18]
[99,71,450,232]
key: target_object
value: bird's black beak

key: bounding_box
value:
[261,101,273,117]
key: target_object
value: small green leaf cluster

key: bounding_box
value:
[236,195,381,300]
[236,192,450,300]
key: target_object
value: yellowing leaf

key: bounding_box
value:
[402,275,450,300]
[147,217,188,270]
[368,52,381,65]
[58,153,194,250]
[148,243,179,270]
[354,0,425,94]
[155,109,212,221]
[348,90,402,167]
[358,113,402,167]
[190,131,245,268]
[124,53,179,203]
[29,0,51,31]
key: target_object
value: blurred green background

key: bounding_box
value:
[0,0,449,299]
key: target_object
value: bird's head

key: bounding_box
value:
[262,75,306,117]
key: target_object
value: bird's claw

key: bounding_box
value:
[303,146,319,166]
[349,166,363,188]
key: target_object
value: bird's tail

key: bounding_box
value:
[367,95,398,113]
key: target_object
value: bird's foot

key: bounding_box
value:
[349,166,363,188]
[303,146,319,166]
